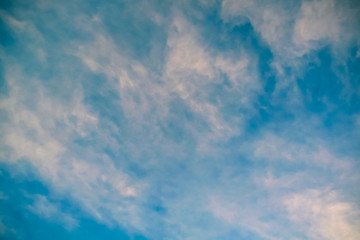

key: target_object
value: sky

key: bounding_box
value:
[0,0,360,239]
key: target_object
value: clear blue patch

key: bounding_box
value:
[297,47,343,112]
[0,18,16,47]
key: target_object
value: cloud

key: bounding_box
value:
[293,0,340,46]
[163,14,261,149]
[207,195,278,240]
[28,195,79,230]
[165,15,214,79]
[221,0,295,56]
[76,12,261,156]
[205,147,359,240]
[75,33,162,124]
[253,133,353,173]
[0,62,143,231]
[284,189,360,240]
[0,1,359,239]
[0,64,96,176]
[220,0,360,69]
[0,10,44,42]
[293,0,360,56]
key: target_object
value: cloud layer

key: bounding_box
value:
[0,0,359,239]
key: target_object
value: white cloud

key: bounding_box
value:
[214,56,252,92]
[165,16,215,79]
[0,10,42,40]
[206,192,288,240]
[293,0,346,55]
[164,14,260,147]
[0,67,97,179]
[28,195,79,230]
[0,10,46,62]
[206,168,360,240]
[0,63,143,232]
[220,0,294,55]
[2,2,359,239]
[75,33,169,128]
[261,171,304,190]
[220,0,309,101]
[76,14,261,155]
[253,133,352,173]
[294,0,339,41]
[284,189,360,240]
[221,0,359,65]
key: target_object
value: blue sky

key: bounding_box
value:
[0,0,359,239]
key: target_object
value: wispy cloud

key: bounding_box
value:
[0,0,359,239]
[284,189,360,240]
[0,62,142,231]
[28,195,79,230]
